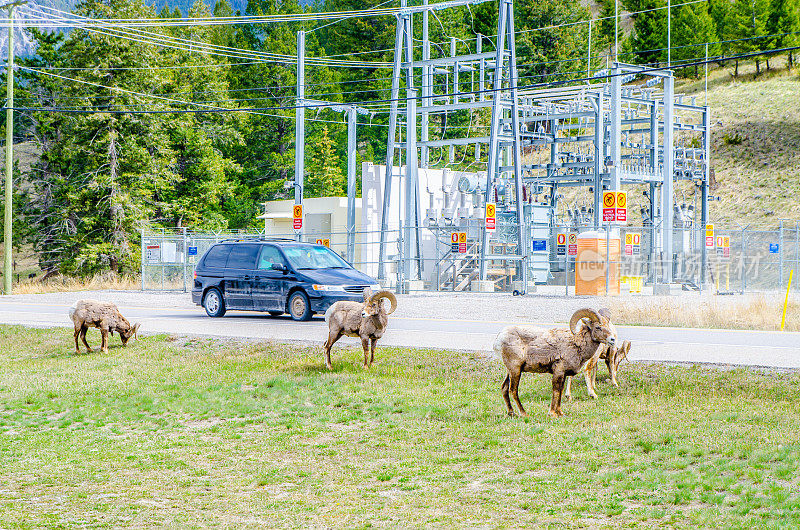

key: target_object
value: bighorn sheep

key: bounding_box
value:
[69,300,140,354]
[564,308,627,400]
[565,340,631,401]
[493,308,617,417]
[323,288,397,369]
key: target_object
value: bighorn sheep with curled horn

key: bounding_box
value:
[565,309,631,400]
[69,300,140,354]
[493,308,617,417]
[323,287,397,369]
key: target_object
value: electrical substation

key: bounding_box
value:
[293,0,712,294]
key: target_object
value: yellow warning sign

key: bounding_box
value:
[625,233,633,245]
[603,192,616,208]
[616,192,627,209]
[568,233,577,245]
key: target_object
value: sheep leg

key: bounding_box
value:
[549,369,566,418]
[323,330,341,370]
[609,354,619,387]
[501,374,514,416]
[361,337,370,369]
[564,376,572,401]
[509,371,527,417]
[73,326,81,354]
[369,338,377,366]
[585,358,598,399]
[100,328,109,354]
[80,326,91,353]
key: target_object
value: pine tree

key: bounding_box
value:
[624,0,668,64]
[766,0,800,68]
[305,126,345,197]
[672,3,719,76]
[731,0,770,75]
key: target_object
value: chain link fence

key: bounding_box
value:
[141,223,800,295]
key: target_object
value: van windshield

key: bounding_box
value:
[283,246,351,270]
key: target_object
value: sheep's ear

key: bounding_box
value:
[362,287,372,302]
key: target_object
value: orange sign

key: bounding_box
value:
[568,233,578,256]
[705,224,714,248]
[603,191,616,222]
[292,204,303,230]
[616,191,627,223]
[485,202,496,231]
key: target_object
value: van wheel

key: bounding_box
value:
[288,291,312,321]
[203,288,226,317]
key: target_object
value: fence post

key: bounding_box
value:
[605,223,610,296]
[742,226,747,293]
[182,227,188,293]
[140,228,145,291]
[780,220,784,287]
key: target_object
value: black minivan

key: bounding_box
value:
[191,239,380,321]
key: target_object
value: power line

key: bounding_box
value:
[15,45,800,116]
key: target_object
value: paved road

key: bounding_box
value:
[1,298,799,369]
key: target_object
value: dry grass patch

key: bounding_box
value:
[11,272,141,294]
[611,293,800,331]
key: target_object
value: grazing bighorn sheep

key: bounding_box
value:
[69,300,140,354]
[565,340,632,401]
[493,308,617,417]
[323,287,397,369]
[564,308,626,400]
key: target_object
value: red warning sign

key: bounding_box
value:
[292,204,303,230]
[568,233,578,256]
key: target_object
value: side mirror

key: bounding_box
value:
[271,263,287,273]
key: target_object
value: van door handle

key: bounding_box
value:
[243,275,250,280]
[254,276,260,281]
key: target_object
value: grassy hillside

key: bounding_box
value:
[678,60,800,227]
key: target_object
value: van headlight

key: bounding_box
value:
[312,284,346,292]
[369,284,381,291]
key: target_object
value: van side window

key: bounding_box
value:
[257,246,286,270]
[203,244,232,268]
[226,244,260,269]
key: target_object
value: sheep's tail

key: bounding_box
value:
[324,303,337,325]
[491,329,507,360]
[68,301,78,320]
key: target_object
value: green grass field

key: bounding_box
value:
[1,325,799,527]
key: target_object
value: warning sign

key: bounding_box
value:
[616,191,627,223]
[292,204,303,230]
[485,202,496,231]
[624,233,633,256]
[602,191,616,222]
[315,238,330,247]
[716,235,724,255]
[632,232,641,255]
[146,244,160,264]
[568,233,578,256]
[723,236,730,259]
[556,233,566,256]
[705,224,714,248]
[451,232,467,253]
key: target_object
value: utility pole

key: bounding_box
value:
[3,1,25,295]
[294,30,305,242]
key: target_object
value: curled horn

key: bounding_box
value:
[569,308,601,334]
[370,290,397,315]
